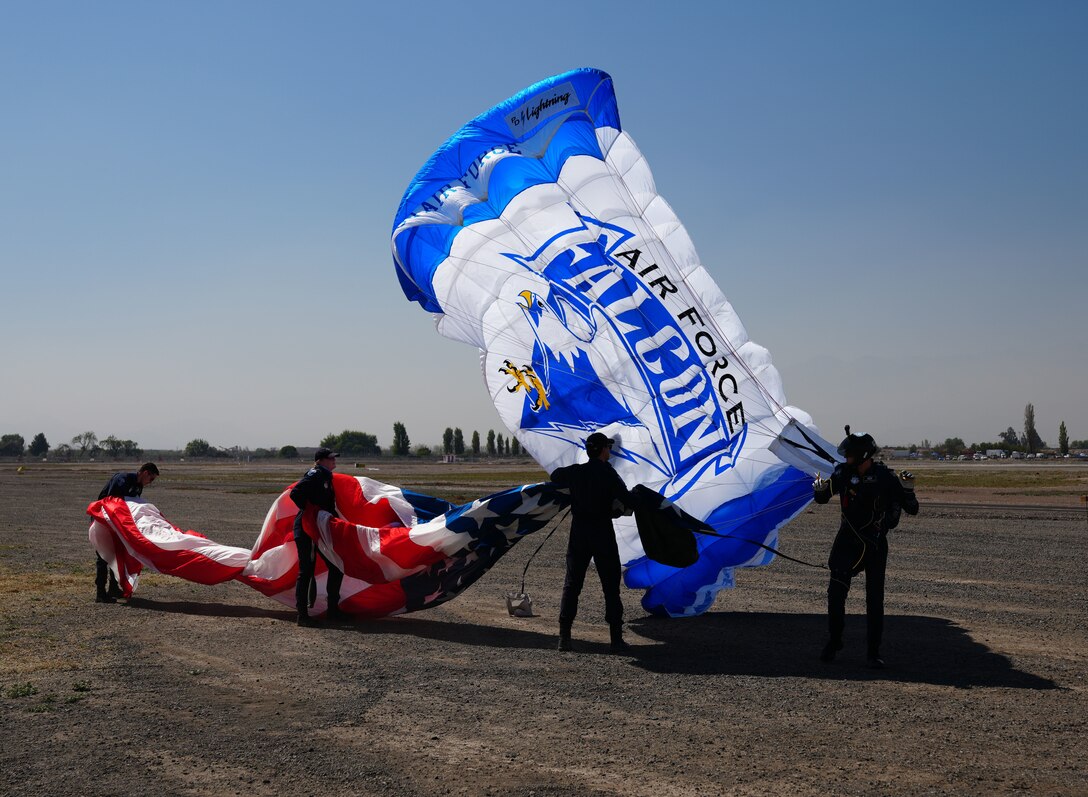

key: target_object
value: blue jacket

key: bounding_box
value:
[97,472,143,500]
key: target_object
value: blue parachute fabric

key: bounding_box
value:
[393,68,619,312]
[624,465,813,616]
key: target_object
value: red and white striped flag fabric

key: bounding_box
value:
[88,473,568,618]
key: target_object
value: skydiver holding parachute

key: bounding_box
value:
[290,448,345,627]
[813,427,919,668]
[549,432,635,653]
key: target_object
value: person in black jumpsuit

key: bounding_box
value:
[813,430,918,667]
[94,463,159,602]
[290,447,344,627]
[549,432,634,653]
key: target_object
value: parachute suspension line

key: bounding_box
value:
[518,506,570,594]
[419,235,787,444]
[556,158,792,419]
[399,204,795,447]
[690,526,827,570]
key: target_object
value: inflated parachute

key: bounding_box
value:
[392,68,838,616]
[88,474,567,616]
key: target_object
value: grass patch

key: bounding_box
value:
[921,469,1087,490]
[6,682,38,698]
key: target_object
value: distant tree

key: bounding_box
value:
[511,437,521,456]
[908,443,917,454]
[0,434,25,457]
[53,443,72,461]
[453,428,465,456]
[392,422,410,456]
[504,437,511,456]
[1023,404,1045,453]
[496,432,505,457]
[940,437,967,457]
[1071,439,1088,449]
[185,438,212,457]
[998,427,1020,449]
[414,445,432,457]
[487,429,496,456]
[321,430,380,456]
[28,433,49,457]
[101,435,125,458]
[442,427,454,455]
[1058,422,1069,456]
[71,431,98,459]
[471,430,480,456]
[279,445,299,459]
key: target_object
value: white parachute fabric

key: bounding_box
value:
[392,68,838,616]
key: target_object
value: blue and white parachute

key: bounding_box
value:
[392,68,838,616]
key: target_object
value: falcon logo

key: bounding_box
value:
[499,360,550,412]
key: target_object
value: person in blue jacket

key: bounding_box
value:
[813,429,918,668]
[549,432,635,653]
[94,462,159,602]
[290,448,344,627]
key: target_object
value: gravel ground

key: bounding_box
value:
[1,462,1085,796]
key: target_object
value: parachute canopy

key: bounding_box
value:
[392,68,838,616]
[88,474,567,616]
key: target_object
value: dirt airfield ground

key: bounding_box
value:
[1,459,1086,796]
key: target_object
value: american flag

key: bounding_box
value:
[88,473,568,617]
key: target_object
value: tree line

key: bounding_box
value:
[4,405,1083,460]
[0,422,533,460]
[909,405,1084,457]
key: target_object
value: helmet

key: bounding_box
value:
[837,425,877,461]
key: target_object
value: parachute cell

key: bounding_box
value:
[392,68,838,616]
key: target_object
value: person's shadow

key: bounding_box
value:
[626,612,1058,689]
[127,599,1057,689]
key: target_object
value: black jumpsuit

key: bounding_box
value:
[289,464,343,614]
[814,461,918,655]
[550,458,633,629]
[96,472,144,595]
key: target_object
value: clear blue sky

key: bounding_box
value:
[3,0,1085,451]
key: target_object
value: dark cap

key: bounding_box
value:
[314,447,339,461]
[585,432,614,454]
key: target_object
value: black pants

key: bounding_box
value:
[294,528,343,614]
[559,530,623,628]
[94,553,119,594]
[827,531,888,655]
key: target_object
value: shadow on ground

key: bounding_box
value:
[627,611,1058,689]
[121,598,1056,690]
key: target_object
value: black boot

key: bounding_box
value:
[95,590,116,604]
[297,612,319,628]
[609,624,629,653]
[557,624,573,652]
[107,579,124,599]
[866,646,885,669]
[325,605,349,625]
[820,639,843,663]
